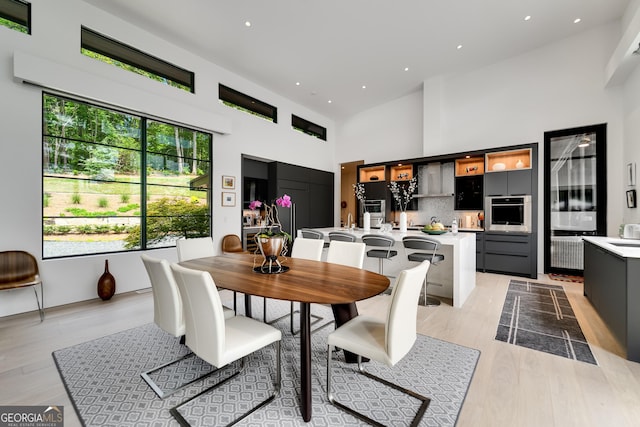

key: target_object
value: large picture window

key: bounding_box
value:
[43,93,211,258]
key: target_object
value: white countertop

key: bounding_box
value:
[583,236,640,259]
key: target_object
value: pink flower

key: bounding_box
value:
[248,200,262,210]
[275,194,292,208]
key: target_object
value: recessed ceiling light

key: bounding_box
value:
[524,15,531,21]
[404,67,409,71]
[296,82,300,86]
[362,85,366,89]
[328,100,332,104]
[457,44,463,50]
[574,18,581,24]
[245,21,251,27]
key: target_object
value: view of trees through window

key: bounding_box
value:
[43,93,211,258]
[0,16,27,33]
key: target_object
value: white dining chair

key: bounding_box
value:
[326,240,366,269]
[169,263,282,426]
[288,237,329,334]
[176,236,215,261]
[176,236,237,313]
[326,260,431,426]
[139,254,234,399]
[263,237,326,331]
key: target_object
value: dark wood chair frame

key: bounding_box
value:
[0,250,44,321]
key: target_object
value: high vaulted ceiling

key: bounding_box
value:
[81,0,630,121]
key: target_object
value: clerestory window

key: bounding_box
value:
[0,0,30,34]
[81,27,195,93]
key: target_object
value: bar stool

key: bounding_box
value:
[301,228,330,248]
[328,231,356,243]
[361,234,398,276]
[402,235,444,306]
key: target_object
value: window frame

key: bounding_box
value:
[81,26,195,93]
[0,0,30,34]
[219,84,277,123]
[291,114,327,141]
[42,92,212,259]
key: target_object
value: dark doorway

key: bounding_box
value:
[544,123,607,275]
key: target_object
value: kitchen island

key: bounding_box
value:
[307,228,476,308]
[583,236,640,362]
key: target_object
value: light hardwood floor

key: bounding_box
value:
[1,272,640,426]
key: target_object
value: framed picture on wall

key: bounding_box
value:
[627,189,637,208]
[222,175,236,189]
[627,163,636,186]
[222,192,236,207]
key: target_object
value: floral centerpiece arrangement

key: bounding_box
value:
[248,194,293,273]
[388,177,418,211]
[353,183,366,208]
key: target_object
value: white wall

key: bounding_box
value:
[0,0,335,317]
[622,65,640,224]
[341,23,626,276]
[335,90,424,165]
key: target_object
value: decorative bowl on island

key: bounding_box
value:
[422,229,448,235]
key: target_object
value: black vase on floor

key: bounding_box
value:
[97,260,116,300]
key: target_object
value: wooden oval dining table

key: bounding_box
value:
[178,252,390,422]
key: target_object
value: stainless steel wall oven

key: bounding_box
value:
[360,199,386,223]
[486,195,531,232]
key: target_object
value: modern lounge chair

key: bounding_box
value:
[0,251,44,321]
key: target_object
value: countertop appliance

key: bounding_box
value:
[485,195,531,233]
[623,224,640,239]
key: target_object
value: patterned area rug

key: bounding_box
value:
[495,280,596,365]
[53,299,480,426]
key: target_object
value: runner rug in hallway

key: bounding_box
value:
[53,300,480,426]
[495,279,597,365]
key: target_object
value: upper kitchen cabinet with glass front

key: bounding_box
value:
[455,157,484,210]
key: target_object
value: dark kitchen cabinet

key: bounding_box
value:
[455,175,484,210]
[476,232,484,271]
[269,162,334,236]
[583,240,640,362]
[484,232,536,278]
[485,169,532,196]
[363,181,387,200]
